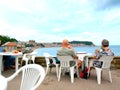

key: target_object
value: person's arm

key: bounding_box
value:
[67,44,74,51]
[92,49,100,59]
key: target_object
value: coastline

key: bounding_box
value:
[31,46,40,51]
[22,46,41,54]
[33,45,120,56]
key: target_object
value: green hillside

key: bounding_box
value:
[70,40,95,46]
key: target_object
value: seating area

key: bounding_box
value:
[0,54,119,90]
[2,66,120,90]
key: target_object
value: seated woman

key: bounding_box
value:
[90,39,114,68]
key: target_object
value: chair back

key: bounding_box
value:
[43,53,51,65]
[43,53,56,64]
[31,55,36,62]
[98,56,114,69]
[6,64,45,90]
[22,54,29,61]
[30,52,37,62]
[57,55,74,67]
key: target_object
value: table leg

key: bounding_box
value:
[0,56,3,75]
[84,56,91,77]
[15,56,18,72]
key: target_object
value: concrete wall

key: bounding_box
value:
[19,56,120,69]
[111,56,120,69]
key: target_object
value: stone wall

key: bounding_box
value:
[19,56,46,67]
[111,56,120,69]
[19,56,120,69]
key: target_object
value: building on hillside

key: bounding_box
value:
[29,40,36,45]
[2,42,17,52]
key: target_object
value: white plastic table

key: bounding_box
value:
[76,52,92,70]
[76,52,90,61]
[0,52,22,74]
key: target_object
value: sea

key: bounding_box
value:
[34,45,120,57]
[1,45,120,57]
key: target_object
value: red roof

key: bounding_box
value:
[3,42,17,46]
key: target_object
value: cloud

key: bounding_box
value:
[102,8,120,22]
[0,17,38,41]
[105,0,120,7]
[0,0,50,14]
[91,0,120,10]
[0,0,120,45]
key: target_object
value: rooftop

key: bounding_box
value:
[2,42,17,47]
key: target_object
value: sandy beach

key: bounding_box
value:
[2,67,120,90]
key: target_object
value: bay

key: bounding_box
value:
[34,45,120,56]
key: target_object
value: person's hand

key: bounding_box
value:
[67,44,72,49]
[92,49,99,59]
[68,44,75,52]
[95,49,99,54]
[104,47,109,51]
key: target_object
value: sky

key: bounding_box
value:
[0,0,120,45]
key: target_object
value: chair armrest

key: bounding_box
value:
[6,67,22,82]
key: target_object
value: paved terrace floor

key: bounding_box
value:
[2,67,120,90]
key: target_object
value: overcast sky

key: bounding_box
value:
[0,0,120,45]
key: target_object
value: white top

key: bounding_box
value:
[0,75,7,90]
[0,52,22,56]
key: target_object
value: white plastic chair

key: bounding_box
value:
[94,56,114,84]
[21,53,36,66]
[6,64,45,90]
[57,55,78,83]
[30,55,36,64]
[21,54,29,66]
[43,53,59,78]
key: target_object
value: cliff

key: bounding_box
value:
[70,40,95,46]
